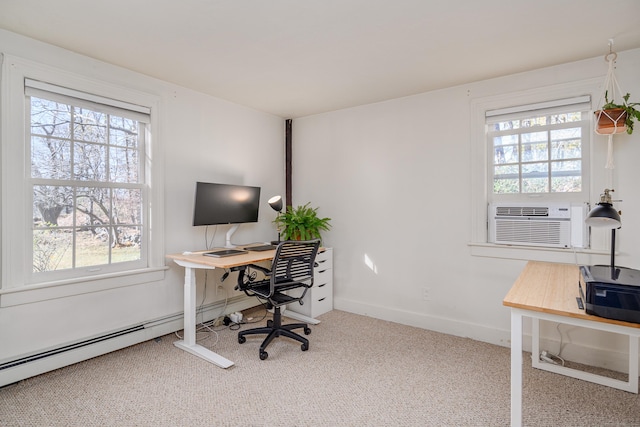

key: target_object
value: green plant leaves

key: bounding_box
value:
[273,203,331,241]
[600,92,639,134]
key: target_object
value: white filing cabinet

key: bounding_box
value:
[288,247,333,318]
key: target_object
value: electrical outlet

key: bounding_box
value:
[422,287,430,301]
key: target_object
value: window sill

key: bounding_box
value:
[468,242,613,265]
[0,267,168,307]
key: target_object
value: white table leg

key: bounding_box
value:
[281,306,321,325]
[174,266,234,368]
[629,334,639,393]
[183,266,196,345]
[511,309,523,427]
[531,317,541,369]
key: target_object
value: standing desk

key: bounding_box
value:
[503,261,640,427]
[166,248,319,369]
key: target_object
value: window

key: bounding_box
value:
[1,55,164,299]
[469,80,600,261]
[27,83,148,278]
[486,96,591,202]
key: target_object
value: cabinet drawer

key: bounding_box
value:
[314,268,332,286]
[312,281,332,299]
[315,248,333,270]
[294,287,333,318]
[309,293,333,317]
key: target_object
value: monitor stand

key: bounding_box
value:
[225,224,239,248]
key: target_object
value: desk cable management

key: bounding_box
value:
[174,225,231,344]
[173,268,270,342]
[174,268,229,345]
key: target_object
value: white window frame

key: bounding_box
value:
[1,54,165,306]
[26,80,150,282]
[468,78,613,263]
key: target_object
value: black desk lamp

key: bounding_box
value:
[585,189,621,269]
[268,195,283,244]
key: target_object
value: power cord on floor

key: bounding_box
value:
[539,323,566,366]
[226,302,270,330]
[539,350,565,365]
[174,299,270,341]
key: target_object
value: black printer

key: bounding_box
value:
[579,265,640,323]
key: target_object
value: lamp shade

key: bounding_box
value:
[268,195,283,212]
[585,203,621,228]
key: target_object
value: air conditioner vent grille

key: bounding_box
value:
[495,220,564,245]
[495,206,549,217]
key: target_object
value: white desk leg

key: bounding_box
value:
[183,266,196,345]
[531,317,541,369]
[174,266,234,368]
[511,309,523,427]
[629,334,639,393]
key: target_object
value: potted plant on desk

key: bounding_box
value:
[273,203,331,242]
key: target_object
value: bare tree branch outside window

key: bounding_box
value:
[30,96,143,272]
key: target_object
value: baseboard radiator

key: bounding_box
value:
[0,295,257,387]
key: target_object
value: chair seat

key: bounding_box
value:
[246,280,309,305]
[269,292,299,305]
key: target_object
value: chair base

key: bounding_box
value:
[238,306,311,360]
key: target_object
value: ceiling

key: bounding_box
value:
[1,0,640,118]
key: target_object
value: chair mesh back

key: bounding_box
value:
[272,240,320,285]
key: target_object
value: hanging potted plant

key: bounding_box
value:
[273,203,331,242]
[595,92,640,135]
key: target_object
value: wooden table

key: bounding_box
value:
[503,261,640,426]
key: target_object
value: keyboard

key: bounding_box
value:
[244,244,277,252]
[203,249,248,257]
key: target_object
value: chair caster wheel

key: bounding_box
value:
[238,336,246,344]
[301,343,309,351]
[267,320,273,327]
[260,351,268,360]
[304,327,311,335]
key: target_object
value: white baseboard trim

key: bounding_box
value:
[334,297,510,347]
[334,297,636,375]
[0,295,259,387]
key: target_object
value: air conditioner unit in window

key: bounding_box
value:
[488,202,588,249]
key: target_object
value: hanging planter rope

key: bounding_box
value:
[594,52,627,136]
[594,46,626,169]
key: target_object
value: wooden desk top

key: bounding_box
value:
[166,248,276,269]
[503,261,640,329]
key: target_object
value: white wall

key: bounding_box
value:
[0,30,285,373]
[292,48,640,370]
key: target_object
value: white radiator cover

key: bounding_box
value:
[488,203,588,249]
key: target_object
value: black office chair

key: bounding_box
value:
[235,239,321,360]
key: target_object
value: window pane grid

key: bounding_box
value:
[30,94,144,274]
[490,109,586,195]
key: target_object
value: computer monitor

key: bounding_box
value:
[193,182,261,246]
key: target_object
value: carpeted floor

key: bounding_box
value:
[1,309,639,426]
